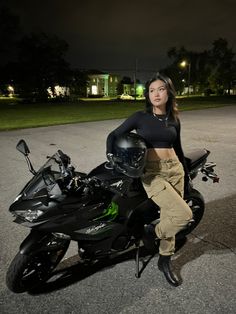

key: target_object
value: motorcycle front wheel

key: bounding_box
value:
[6,239,70,293]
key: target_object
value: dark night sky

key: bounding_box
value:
[3,0,236,81]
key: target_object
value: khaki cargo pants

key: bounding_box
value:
[142,158,193,256]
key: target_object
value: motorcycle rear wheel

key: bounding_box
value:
[176,188,205,239]
[6,240,70,293]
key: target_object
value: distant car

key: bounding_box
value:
[117,93,134,100]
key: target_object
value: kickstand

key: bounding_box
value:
[135,240,141,278]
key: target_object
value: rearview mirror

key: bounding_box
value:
[16,139,30,156]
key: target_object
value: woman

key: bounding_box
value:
[106,73,193,286]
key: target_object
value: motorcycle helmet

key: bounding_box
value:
[113,132,147,178]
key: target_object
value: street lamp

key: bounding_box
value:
[180,60,191,96]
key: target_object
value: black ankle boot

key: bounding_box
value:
[158,255,181,287]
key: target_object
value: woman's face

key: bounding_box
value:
[148,79,168,111]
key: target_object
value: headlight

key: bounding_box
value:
[53,232,71,240]
[14,209,44,222]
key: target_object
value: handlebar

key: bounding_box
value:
[201,162,219,183]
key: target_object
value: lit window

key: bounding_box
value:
[92,85,98,95]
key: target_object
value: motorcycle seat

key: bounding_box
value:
[185,148,209,170]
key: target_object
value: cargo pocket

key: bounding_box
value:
[142,179,166,199]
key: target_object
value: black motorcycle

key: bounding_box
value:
[6,139,219,293]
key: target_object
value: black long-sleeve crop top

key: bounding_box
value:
[106,111,188,176]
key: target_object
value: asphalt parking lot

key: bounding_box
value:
[0,106,236,314]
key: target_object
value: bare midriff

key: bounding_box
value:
[147,148,177,161]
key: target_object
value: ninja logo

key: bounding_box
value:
[85,223,106,234]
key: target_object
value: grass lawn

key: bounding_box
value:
[0,95,235,131]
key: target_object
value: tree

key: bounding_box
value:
[163,46,190,94]
[16,32,71,100]
[69,69,88,98]
[0,6,22,94]
[0,6,21,67]
[208,38,235,95]
[164,39,236,95]
[165,46,212,95]
[116,76,133,95]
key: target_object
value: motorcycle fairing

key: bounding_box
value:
[19,230,69,255]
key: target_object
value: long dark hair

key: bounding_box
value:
[144,72,179,121]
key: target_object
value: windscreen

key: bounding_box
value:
[22,152,66,199]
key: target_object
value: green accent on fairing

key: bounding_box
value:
[94,201,119,221]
